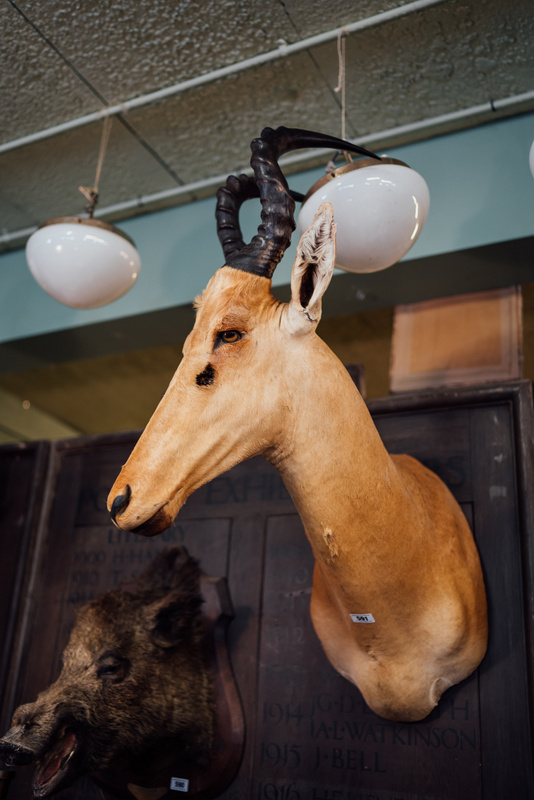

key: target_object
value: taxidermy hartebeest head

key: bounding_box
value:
[108,127,488,722]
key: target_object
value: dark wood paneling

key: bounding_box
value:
[254,514,481,800]
[0,441,49,732]
[2,383,534,799]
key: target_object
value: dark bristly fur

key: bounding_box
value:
[0,547,214,797]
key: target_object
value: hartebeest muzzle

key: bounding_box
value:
[110,485,174,537]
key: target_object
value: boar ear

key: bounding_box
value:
[146,590,203,649]
[134,546,201,595]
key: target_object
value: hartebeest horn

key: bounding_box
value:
[215,126,380,278]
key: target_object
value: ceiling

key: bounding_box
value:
[1,0,534,251]
[1,0,534,442]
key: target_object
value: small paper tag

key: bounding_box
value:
[350,613,375,623]
[170,777,189,792]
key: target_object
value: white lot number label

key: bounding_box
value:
[350,613,375,623]
[170,777,189,792]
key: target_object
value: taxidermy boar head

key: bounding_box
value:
[0,547,214,797]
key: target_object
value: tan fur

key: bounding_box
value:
[108,204,487,722]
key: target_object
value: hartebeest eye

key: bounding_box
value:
[215,330,243,347]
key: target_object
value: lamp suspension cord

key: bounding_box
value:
[334,28,352,164]
[78,115,113,217]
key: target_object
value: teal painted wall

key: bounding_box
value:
[2,112,534,344]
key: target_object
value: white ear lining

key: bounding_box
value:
[304,233,336,314]
[287,203,336,332]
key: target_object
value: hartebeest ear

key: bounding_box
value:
[285,202,336,335]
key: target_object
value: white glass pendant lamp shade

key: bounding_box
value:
[297,158,430,274]
[26,217,141,309]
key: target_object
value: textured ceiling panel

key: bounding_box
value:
[0,117,179,233]
[281,0,408,36]
[1,0,533,247]
[10,0,299,107]
[9,0,412,117]
[0,2,100,143]
[311,0,534,135]
[126,51,345,183]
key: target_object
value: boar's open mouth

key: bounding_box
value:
[33,728,80,798]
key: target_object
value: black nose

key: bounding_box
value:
[0,739,34,767]
[110,484,132,522]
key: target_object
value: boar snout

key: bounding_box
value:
[0,700,85,797]
[0,736,34,767]
[0,704,38,767]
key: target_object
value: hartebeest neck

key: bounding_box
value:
[267,336,411,586]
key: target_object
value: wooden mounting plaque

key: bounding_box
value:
[91,576,244,800]
[1,382,533,799]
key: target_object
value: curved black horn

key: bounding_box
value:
[216,174,260,263]
[216,126,380,279]
[216,174,305,264]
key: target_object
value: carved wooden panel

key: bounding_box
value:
[1,383,533,800]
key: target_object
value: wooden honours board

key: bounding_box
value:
[1,382,533,799]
